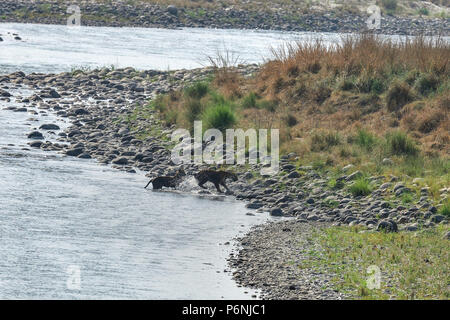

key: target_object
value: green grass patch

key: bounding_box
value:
[439,199,450,217]
[202,102,237,132]
[349,177,373,197]
[385,131,419,156]
[303,224,450,299]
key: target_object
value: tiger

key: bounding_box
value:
[194,170,238,193]
[144,168,186,190]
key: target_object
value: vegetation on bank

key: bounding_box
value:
[105,0,449,18]
[151,34,449,204]
[5,0,449,23]
[301,224,449,299]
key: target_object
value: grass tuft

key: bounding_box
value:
[385,131,419,156]
[349,177,373,197]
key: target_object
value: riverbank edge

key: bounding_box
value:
[0,0,449,36]
[0,65,448,300]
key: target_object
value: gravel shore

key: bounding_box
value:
[228,220,348,300]
[1,66,448,299]
[0,0,448,35]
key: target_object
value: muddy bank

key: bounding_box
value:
[0,0,448,35]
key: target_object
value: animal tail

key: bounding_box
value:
[144,178,154,189]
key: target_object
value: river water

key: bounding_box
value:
[0,22,348,74]
[0,89,274,299]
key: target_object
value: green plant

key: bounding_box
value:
[349,177,373,197]
[185,99,203,126]
[355,74,385,94]
[185,81,209,99]
[415,73,439,96]
[401,192,414,204]
[385,131,419,156]
[355,129,377,151]
[202,103,236,132]
[439,199,450,217]
[417,8,429,16]
[242,92,258,109]
[310,131,341,152]
[328,178,344,189]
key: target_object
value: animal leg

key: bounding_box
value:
[198,181,207,189]
[221,181,231,192]
[214,182,223,193]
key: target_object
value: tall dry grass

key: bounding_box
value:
[265,34,449,80]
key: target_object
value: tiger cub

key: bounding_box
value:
[144,168,186,189]
[194,170,238,193]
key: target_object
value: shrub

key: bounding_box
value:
[202,103,236,132]
[349,177,372,197]
[355,129,377,151]
[386,82,413,112]
[439,199,450,217]
[417,8,429,16]
[185,99,203,125]
[401,192,414,204]
[328,178,344,189]
[355,74,385,94]
[338,77,355,91]
[386,131,419,156]
[242,92,258,109]
[415,73,440,96]
[310,131,341,151]
[185,82,209,99]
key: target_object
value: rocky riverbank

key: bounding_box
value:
[0,0,448,35]
[1,66,448,299]
[228,220,348,300]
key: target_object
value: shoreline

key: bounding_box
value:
[0,1,448,36]
[1,65,448,299]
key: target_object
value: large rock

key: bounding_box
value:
[270,208,283,216]
[346,170,362,181]
[27,131,44,139]
[430,215,445,223]
[287,171,300,178]
[112,157,128,165]
[167,5,178,15]
[377,219,398,233]
[246,201,264,209]
[65,148,84,157]
[0,89,11,97]
[39,124,60,130]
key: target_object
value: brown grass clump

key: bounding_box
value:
[247,34,450,156]
[386,81,414,112]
